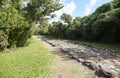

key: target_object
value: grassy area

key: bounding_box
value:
[78,41,120,51]
[0,37,53,78]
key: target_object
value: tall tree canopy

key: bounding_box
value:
[23,0,63,23]
[39,0,120,43]
[60,13,72,24]
[112,0,120,8]
[0,0,63,50]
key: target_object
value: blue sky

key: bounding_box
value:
[51,0,112,22]
[66,0,112,17]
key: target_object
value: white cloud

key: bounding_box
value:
[50,0,76,23]
[85,0,98,15]
[55,1,76,17]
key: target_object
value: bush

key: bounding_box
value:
[92,8,120,43]
[48,21,68,38]
[0,6,31,50]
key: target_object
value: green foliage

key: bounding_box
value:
[45,0,120,43]
[112,0,120,8]
[0,12,9,50]
[91,8,120,43]
[94,2,112,15]
[23,0,63,23]
[37,17,51,35]
[8,21,30,47]
[0,0,63,50]
[0,0,9,8]
[38,24,50,35]
[48,21,68,38]
[0,31,8,50]
[0,6,31,50]
[65,17,81,39]
[60,13,72,24]
[77,0,120,43]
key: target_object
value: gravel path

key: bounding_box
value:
[37,36,97,78]
[37,35,120,78]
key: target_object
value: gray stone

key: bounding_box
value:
[98,60,120,78]
[99,65,120,78]
[41,36,120,78]
[71,54,79,59]
[78,58,85,63]
[82,60,99,70]
[61,48,71,53]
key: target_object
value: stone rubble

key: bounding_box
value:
[40,36,120,78]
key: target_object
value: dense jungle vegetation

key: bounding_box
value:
[0,0,63,50]
[38,0,120,44]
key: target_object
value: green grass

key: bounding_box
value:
[78,41,120,51]
[0,37,53,78]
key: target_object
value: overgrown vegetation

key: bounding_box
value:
[0,0,63,50]
[0,6,30,50]
[0,38,53,78]
[38,0,120,44]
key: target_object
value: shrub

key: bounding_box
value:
[0,6,31,50]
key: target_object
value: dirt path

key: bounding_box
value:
[37,36,97,78]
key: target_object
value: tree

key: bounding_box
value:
[23,0,63,24]
[60,13,72,24]
[0,6,31,50]
[48,21,67,38]
[38,18,50,35]
[66,17,81,39]
[0,0,64,50]
[92,8,120,43]
[94,2,112,15]
[37,0,120,43]
[0,0,9,8]
[73,17,81,26]
[22,0,63,37]
[112,0,120,8]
